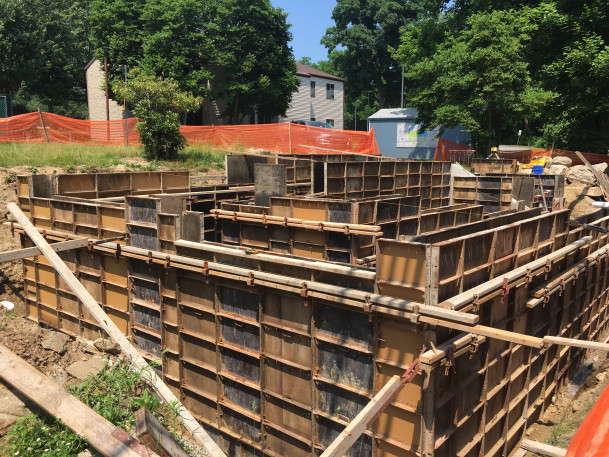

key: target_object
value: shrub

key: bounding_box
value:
[114,70,202,160]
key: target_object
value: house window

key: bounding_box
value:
[326,119,334,127]
[310,81,315,97]
[310,117,316,121]
[326,83,334,99]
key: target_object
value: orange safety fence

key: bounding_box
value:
[0,112,380,155]
[498,147,609,165]
[566,378,609,457]
[434,138,475,162]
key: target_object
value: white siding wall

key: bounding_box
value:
[86,59,130,121]
[281,76,344,130]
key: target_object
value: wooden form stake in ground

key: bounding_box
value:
[320,359,420,457]
[135,408,190,457]
[575,151,609,199]
[6,202,227,457]
[0,343,157,457]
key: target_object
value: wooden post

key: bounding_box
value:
[0,343,157,457]
[320,359,420,457]
[38,108,49,143]
[6,202,227,457]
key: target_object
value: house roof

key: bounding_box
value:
[296,63,344,82]
[368,108,419,120]
[84,58,98,71]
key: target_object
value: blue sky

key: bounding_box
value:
[271,0,337,63]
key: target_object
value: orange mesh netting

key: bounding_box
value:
[0,112,380,155]
[434,138,475,161]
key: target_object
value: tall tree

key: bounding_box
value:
[211,0,299,123]
[395,8,555,152]
[90,0,299,124]
[0,0,91,115]
[321,0,436,109]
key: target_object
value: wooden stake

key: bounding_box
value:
[0,343,157,457]
[135,408,190,457]
[520,440,567,457]
[6,202,227,457]
[38,108,50,143]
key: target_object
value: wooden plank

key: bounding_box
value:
[6,202,227,457]
[0,343,154,457]
[0,238,88,263]
[520,440,567,457]
[134,407,190,457]
[320,359,420,457]
[542,336,609,352]
[575,151,609,199]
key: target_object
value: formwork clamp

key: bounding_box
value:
[300,282,308,298]
[363,294,372,314]
[544,259,552,280]
[472,294,480,313]
[500,277,510,304]
[469,335,480,358]
[146,250,153,265]
[201,261,209,283]
[164,255,171,268]
[247,271,255,287]
[559,279,566,296]
[410,304,420,324]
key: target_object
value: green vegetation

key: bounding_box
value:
[114,71,202,160]
[1,361,187,457]
[90,0,299,123]
[0,142,226,171]
[547,399,595,448]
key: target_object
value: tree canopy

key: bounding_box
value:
[0,0,91,116]
[90,0,298,123]
[393,0,609,153]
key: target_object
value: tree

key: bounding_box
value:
[90,0,299,124]
[0,0,91,116]
[114,71,202,159]
[211,0,299,123]
[322,0,435,109]
[395,8,556,152]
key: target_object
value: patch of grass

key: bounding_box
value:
[0,142,142,169]
[0,142,226,172]
[547,399,595,447]
[2,360,189,457]
[172,146,226,171]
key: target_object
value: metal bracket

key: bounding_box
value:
[201,261,209,283]
[410,304,420,324]
[164,255,171,268]
[500,277,510,304]
[559,279,565,296]
[444,347,455,376]
[469,336,480,358]
[115,243,121,259]
[544,259,552,280]
[300,282,308,298]
[147,250,153,265]
[472,294,480,313]
[247,272,255,287]
[363,294,372,313]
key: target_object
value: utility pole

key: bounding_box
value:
[124,65,128,147]
[400,64,404,109]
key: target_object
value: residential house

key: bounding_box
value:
[85,60,344,128]
[85,59,131,121]
[279,63,344,129]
